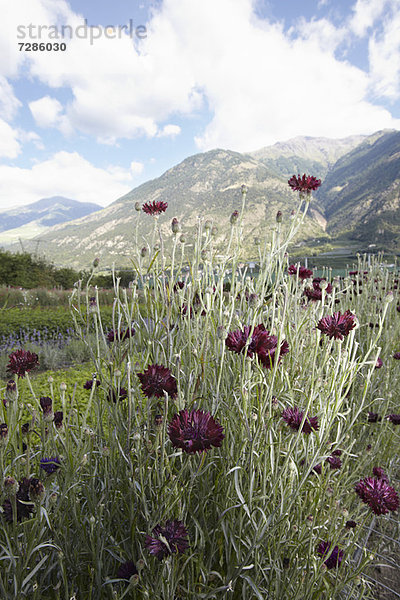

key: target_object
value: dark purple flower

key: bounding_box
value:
[288,174,321,194]
[304,278,332,301]
[317,310,357,340]
[29,478,45,503]
[145,519,189,560]
[7,349,39,378]
[326,455,342,470]
[393,352,400,360]
[313,463,322,474]
[288,264,313,280]
[372,467,389,482]
[168,409,224,453]
[142,200,168,216]
[39,396,53,419]
[375,358,383,369]
[282,406,319,434]
[387,414,400,425]
[138,364,177,399]
[40,457,61,475]
[368,412,381,423]
[117,560,138,580]
[2,477,34,522]
[345,520,357,529]
[355,477,399,515]
[0,423,8,442]
[53,411,63,429]
[107,327,135,343]
[317,541,344,569]
[107,388,128,403]
[225,324,289,369]
[83,379,101,390]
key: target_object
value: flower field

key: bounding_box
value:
[0,182,399,599]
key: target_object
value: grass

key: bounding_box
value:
[0,190,399,599]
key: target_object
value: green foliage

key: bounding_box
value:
[0,249,82,289]
[0,306,114,336]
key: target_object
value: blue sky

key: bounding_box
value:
[0,0,399,210]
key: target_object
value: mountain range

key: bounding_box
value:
[0,197,102,247]
[2,129,400,268]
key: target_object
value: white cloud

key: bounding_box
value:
[29,96,62,127]
[369,9,400,99]
[157,124,181,138]
[0,118,21,158]
[0,152,135,210]
[130,161,144,175]
[348,0,391,37]
[1,0,400,154]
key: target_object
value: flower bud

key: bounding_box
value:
[171,217,180,234]
[29,478,45,503]
[276,210,282,224]
[60,382,67,392]
[4,476,19,497]
[5,380,18,403]
[0,423,8,445]
[92,257,100,268]
[47,376,54,384]
[204,220,212,231]
[230,210,239,225]
[241,184,248,195]
[135,201,141,211]
[141,246,147,257]
[211,225,218,237]
[179,234,186,243]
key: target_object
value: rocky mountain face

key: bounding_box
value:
[11,129,400,268]
[29,149,330,268]
[315,130,400,248]
[0,197,102,246]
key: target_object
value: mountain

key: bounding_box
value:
[316,129,400,248]
[0,197,102,246]
[250,135,366,179]
[11,129,400,269]
[28,149,329,268]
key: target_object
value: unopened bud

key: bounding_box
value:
[29,478,45,503]
[171,217,180,234]
[211,225,218,236]
[92,257,100,268]
[230,210,239,225]
[276,210,282,224]
[47,376,54,384]
[135,201,141,211]
[60,382,67,392]
[179,234,186,243]
[241,184,248,195]
[3,476,19,497]
[5,380,18,403]
[141,246,147,257]
[0,423,8,444]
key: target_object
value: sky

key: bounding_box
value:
[0,0,400,210]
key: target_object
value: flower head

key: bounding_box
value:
[168,409,224,453]
[393,352,400,360]
[117,560,138,580]
[138,364,177,399]
[53,411,63,429]
[375,357,383,369]
[39,396,53,420]
[7,349,39,378]
[107,387,128,403]
[317,541,344,569]
[372,467,389,482]
[317,310,357,340]
[387,414,400,425]
[288,174,321,194]
[83,379,101,390]
[2,477,34,522]
[304,278,332,301]
[282,406,318,434]
[145,519,189,560]
[326,455,342,470]
[368,412,381,423]
[142,200,168,216]
[40,456,61,475]
[107,326,135,343]
[355,477,399,515]
[288,264,313,280]
[225,324,289,369]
